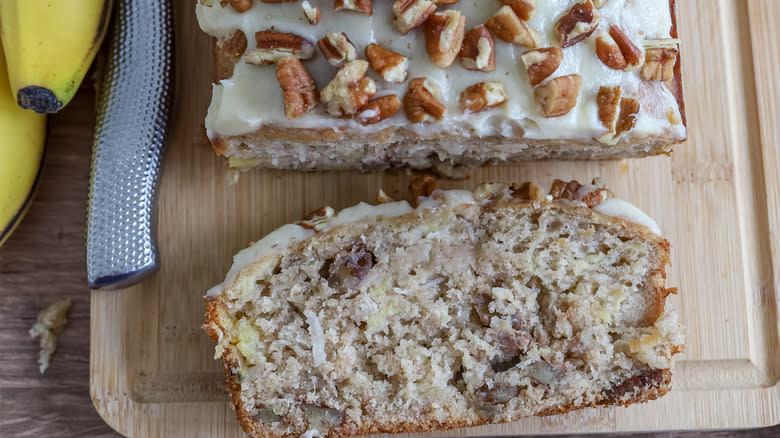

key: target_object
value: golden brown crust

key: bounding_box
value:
[203,183,679,438]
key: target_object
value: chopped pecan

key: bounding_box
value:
[376,189,395,204]
[609,25,643,70]
[459,81,507,114]
[597,85,622,133]
[392,0,437,35]
[511,181,545,201]
[597,85,640,143]
[534,74,582,118]
[485,6,540,48]
[555,0,600,48]
[501,0,536,21]
[298,206,336,231]
[409,175,438,202]
[615,96,640,137]
[403,78,446,123]
[459,25,495,72]
[356,95,401,125]
[641,48,678,82]
[595,32,626,70]
[318,32,357,67]
[473,184,508,204]
[580,188,607,208]
[424,10,466,69]
[521,47,563,86]
[365,44,408,83]
[597,25,643,71]
[549,179,582,200]
[221,30,248,62]
[334,0,372,15]
[275,57,319,119]
[246,31,315,65]
[301,1,320,24]
[228,0,252,13]
[321,60,378,116]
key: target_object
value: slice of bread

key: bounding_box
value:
[204,179,684,438]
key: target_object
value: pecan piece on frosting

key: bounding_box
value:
[501,0,536,21]
[641,48,678,82]
[424,10,466,69]
[403,78,446,123]
[221,30,248,62]
[321,60,378,116]
[318,32,358,67]
[226,0,251,13]
[597,86,640,143]
[596,25,644,71]
[246,31,315,65]
[275,57,319,119]
[521,47,563,86]
[459,25,495,72]
[356,95,402,125]
[298,206,335,231]
[485,6,541,48]
[334,0,372,15]
[534,74,582,118]
[555,0,600,48]
[459,81,507,114]
[301,1,320,24]
[365,44,408,83]
[393,0,437,35]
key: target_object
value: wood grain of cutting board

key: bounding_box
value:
[89,0,780,436]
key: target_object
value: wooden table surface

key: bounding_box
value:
[0,84,777,437]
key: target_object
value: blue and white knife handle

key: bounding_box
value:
[87,0,174,290]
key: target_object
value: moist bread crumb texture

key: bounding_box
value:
[205,181,684,438]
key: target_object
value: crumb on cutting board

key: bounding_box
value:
[29,299,72,374]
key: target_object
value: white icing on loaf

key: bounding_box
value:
[196,0,685,143]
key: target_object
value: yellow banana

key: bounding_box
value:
[0,0,111,114]
[0,38,47,246]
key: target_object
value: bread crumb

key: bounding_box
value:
[29,299,71,374]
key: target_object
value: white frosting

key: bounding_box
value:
[208,187,661,298]
[196,0,685,143]
[594,198,661,235]
[325,200,413,229]
[205,224,315,297]
[299,430,320,438]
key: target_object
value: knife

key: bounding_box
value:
[86,0,174,290]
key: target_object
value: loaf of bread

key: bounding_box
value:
[196,0,685,171]
[204,178,685,438]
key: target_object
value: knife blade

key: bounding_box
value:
[86,0,174,290]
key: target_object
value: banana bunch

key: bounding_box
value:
[0,41,46,246]
[0,0,112,114]
[1,0,111,245]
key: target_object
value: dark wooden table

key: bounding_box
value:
[0,84,777,437]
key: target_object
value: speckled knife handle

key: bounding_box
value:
[87,0,174,290]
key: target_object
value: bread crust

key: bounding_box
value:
[204,195,680,438]
[204,1,686,170]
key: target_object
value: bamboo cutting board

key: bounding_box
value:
[89,0,780,436]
